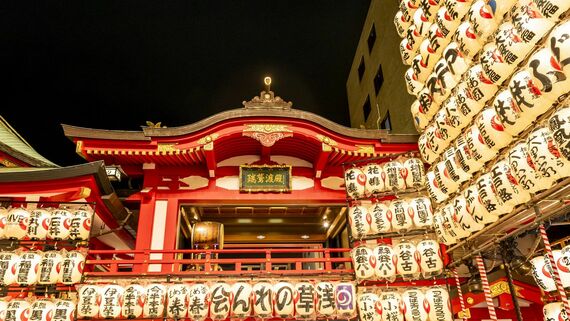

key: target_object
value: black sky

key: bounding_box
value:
[1,1,370,166]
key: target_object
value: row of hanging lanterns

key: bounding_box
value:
[0,250,85,286]
[351,239,444,281]
[0,297,75,321]
[0,207,91,241]
[344,158,426,200]
[77,281,356,320]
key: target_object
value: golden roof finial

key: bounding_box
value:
[264,76,271,92]
[242,76,292,110]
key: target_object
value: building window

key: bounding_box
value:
[374,64,384,95]
[358,59,365,82]
[381,111,392,130]
[367,24,377,53]
[363,96,371,122]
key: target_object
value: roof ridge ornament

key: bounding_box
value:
[242,77,293,110]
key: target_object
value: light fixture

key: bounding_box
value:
[301,235,310,239]
[323,221,330,228]
[256,235,266,240]
[105,165,126,182]
[237,219,253,224]
[268,218,283,223]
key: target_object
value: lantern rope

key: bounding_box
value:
[475,255,498,321]
[452,268,467,321]
[539,223,570,314]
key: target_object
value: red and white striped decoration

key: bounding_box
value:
[475,255,498,321]
[453,268,467,321]
[539,224,570,314]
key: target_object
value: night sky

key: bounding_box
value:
[1,1,370,166]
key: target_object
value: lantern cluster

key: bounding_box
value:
[0,297,75,321]
[348,197,434,238]
[357,287,453,321]
[77,281,357,320]
[530,247,570,293]
[344,158,426,200]
[0,207,92,241]
[0,250,85,286]
[351,239,444,281]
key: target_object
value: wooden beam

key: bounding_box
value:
[314,143,332,178]
[39,187,92,203]
[203,142,216,178]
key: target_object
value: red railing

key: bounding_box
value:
[85,248,353,278]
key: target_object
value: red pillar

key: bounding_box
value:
[133,163,159,272]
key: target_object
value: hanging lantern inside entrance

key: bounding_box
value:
[48,208,72,240]
[27,209,50,240]
[352,246,375,280]
[401,289,427,321]
[100,284,125,319]
[274,282,295,318]
[334,282,356,319]
[390,200,413,233]
[507,141,552,193]
[490,160,531,209]
[423,288,453,321]
[395,242,420,279]
[409,197,433,229]
[374,245,397,282]
[417,239,444,277]
[403,158,426,189]
[543,302,569,321]
[38,251,63,285]
[231,282,252,319]
[16,252,41,286]
[209,283,231,320]
[384,161,406,191]
[348,205,371,239]
[61,251,85,285]
[369,202,392,234]
[363,164,385,196]
[121,284,145,319]
[344,167,366,200]
[78,284,101,318]
[527,127,570,181]
[380,292,403,321]
[70,208,91,241]
[295,282,315,319]
[252,282,272,319]
[530,255,556,292]
[0,252,18,286]
[315,282,336,317]
[5,207,30,240]
[357,293,381,321]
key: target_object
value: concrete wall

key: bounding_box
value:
[346,0,416,134]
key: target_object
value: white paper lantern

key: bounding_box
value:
[38,251,63,285]
[466,125,496,163]
[373,245,397,281]
[143,284,167,318]
[508,69,553,118]
[433,212,457,245]
[423,288,453,321]
[16,252,41,286]
[427,170,449,203]
[5,208,30,240]
[560,245,570,288]
[395,242,420,278]
[412,55,433,83]
[409,197,434,228]
[468,0,498,39]
[476,174,509,216]
[442,202,470,239]
[531,255,556,292]
[419,131,439,164]
[492,0,518,19]
[413,7,432,37]
[400,38,415,65]
[493,89,532,136]
[0,207,8,239]
[29,299,54,321]
[512,1,556,45]
[6,300,30,321]
[527,127,570,181]
[352,246,375,280]
[419,40,438,71]
[455,82,484,120]
[349,205,371,238]
[466,64,499,104]
[52,300,75,321]
[294,282,315,318]
[550,21,570,74]
[0,252,18,286]
[363,164,386,196]
[432,60,459,104]
[480,44,517,85]
[453,195,485,233]
[70,208,91,241]
[403,158,426,189]
[48,209,72,240]
[455,133,483,174]
[417,239,444,277]
[274,282,295,318]
[252,282,272,319]
[526,47,568,103]
[494,23,534,67]
[420,0,441,20]
[436,7,460,40]
[60,251,85,285]
[384,161,407,191]
[358,293,381,321]
[230,282,252,319]
[418,87,439,120]
[402,289,427,321]
[508,141,552,193]
[27,209,50,240]
[412,100,431,132]
[443,42,471,77]
[406,25,423,54]
[401,0,420,22]
[315,282,336,317]
[100,284,125,319]
[443,147,471,184]
[490,160,531,209]
[390,200,413,233]
[405,67,424,95]
[543,302,570,321]
[428,24,451,57]
[380,292,403,321]
[78,285,101,318]
[395,11,411,38]
[344,167,366,199]
[121,284,145,319]
[434,109,458,146]
[335,283,356,319]
[369,202,392,234]
[455,21,482,59]
[463,184,498,225]
[550,106,570,161]
[444,0,472,21]
[476,107,513,151]
[434,159,459,196]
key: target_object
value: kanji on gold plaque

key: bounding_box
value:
[239,165,291,192]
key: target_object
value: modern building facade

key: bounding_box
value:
[346,0,416,134]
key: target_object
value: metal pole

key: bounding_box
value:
[503,262,524,321]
